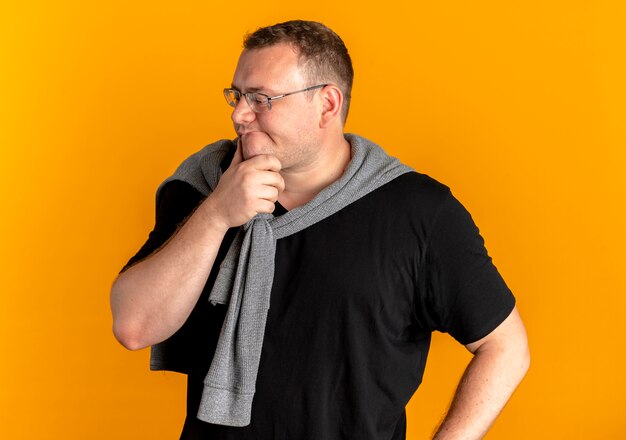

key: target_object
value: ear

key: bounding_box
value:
[319,84,344,128]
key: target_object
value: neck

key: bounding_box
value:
[278,136,351,210]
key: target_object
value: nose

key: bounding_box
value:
[231,96,256,126]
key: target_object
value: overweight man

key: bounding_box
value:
[111,20,529,440]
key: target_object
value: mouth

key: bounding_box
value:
[237,130,264,138]
[235,123,253,136]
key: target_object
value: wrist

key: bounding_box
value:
[197,195,231,233]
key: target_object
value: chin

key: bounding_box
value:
[241,132,274,159]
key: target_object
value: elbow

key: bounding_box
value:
[110,276,152,351]
[111,288,151,351]
[515,320,531,379]
[112,319,151,351]
[520,339,531,378]
[507,334,531,386]
[511,344,531,394]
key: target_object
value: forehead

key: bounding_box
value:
[232,43,306,92]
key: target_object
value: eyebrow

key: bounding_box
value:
[230,84,266,93]
[230,84,282,96]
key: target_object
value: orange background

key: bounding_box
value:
[1,1,625,438]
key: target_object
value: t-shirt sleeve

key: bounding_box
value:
[120,180,205,272]
[417,190,515,345]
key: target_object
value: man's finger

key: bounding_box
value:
[229,138,244,168]
[258,170,285,194]
[249,154,282,173]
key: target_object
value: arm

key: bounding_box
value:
[432,306,530,440]
[110,144,284,350]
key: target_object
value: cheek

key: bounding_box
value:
[277,110,316,140]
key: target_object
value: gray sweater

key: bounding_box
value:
[154,134,413,426]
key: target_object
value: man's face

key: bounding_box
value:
[230,43,322,170]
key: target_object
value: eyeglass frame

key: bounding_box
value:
[223,84,328,112]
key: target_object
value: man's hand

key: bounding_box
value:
[203,139,285,230]
[111,139,285,351]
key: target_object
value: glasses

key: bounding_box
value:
[223,84,327,112]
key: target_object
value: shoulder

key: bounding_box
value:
[388,171,450,199]
[156,139,237,200]
[154,180,205,228]
[371,171,452,219]
[157,180,205,209]
[176,138,236,170]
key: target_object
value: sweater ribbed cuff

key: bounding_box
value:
[196,385,254,427]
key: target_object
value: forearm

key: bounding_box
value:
[111,196,229,350]
[433,308,530,439]
[111,146,284,350]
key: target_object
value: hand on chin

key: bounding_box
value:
[240,132,274,160]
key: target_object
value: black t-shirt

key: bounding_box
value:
[123,162,515,440]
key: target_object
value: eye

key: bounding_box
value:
[251,93,269,105]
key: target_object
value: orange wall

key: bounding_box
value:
[1,1,625,438]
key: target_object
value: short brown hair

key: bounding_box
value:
[244,20,354,123]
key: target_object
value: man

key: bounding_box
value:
[111,20,529,439]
